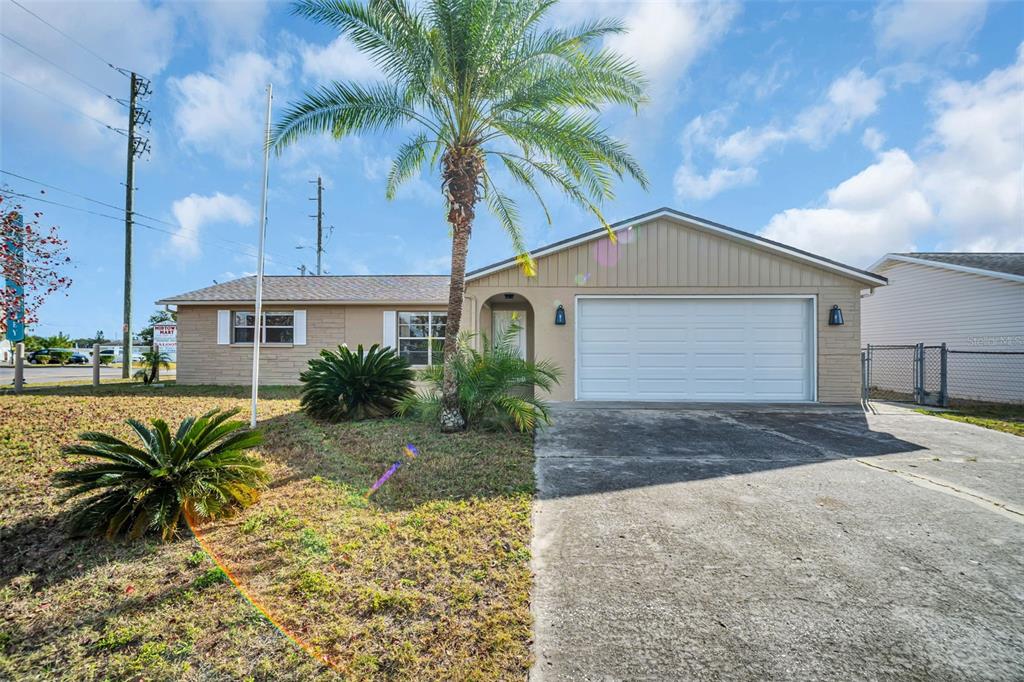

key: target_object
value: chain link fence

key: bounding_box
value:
[862,344,1024,406]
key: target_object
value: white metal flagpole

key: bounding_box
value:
[250,83,273,428]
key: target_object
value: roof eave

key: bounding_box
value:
[157,299,449,306]
[467,207,888,287]
[871,254,1024,284]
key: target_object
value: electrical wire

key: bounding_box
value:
[7,0,127,76]
[0,33,126,107]
[1,71,127,137]
[2,187,294,267]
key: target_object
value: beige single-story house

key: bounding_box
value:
[158,207,887,403]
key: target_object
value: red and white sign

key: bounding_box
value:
[154,323,177,360]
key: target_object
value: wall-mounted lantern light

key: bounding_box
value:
[828,304,844,326]
[554,304,566,326]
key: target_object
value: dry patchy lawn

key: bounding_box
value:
[0,384,534,680]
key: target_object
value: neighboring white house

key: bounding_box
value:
[863,252,1024,403]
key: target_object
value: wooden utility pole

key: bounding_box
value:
[121,73,137,378]
[121,72,150,378]
[315,176,323,275]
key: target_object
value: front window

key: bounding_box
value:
[398,311,446,366]
[232,311,294,344]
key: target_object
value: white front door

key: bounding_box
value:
[492,310,527,359]
[576,297,814,401]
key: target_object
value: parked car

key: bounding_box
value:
[28,348,75,364]
[67,352,89,364]
[98,349,144,363]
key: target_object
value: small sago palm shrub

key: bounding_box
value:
[54,409,268,542]
[299,344,415,421]
[134,349,171,385]
[397,324,561,432]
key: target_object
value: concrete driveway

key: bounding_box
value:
[532,402,1024,680]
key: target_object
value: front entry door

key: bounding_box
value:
[492,310,527,359]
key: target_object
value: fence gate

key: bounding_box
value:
[862,343,947,406]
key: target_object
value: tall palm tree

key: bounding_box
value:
[273,0,648,431]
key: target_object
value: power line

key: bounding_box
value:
[0,33,126,107]
[1,170,279,255]
[8,0,127,76]
[1,71,127,137]
[1,186,295,266]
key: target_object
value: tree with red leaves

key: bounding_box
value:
[1,194,72,339]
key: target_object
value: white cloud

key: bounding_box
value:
[169,52,290,165]
[874,0,988,55]
[606,1,740,92]
[862,127,886,152]
[760,45,1024,264]
[0,0,176,160]
[760,150,931,265]
[716,69,885,164]
[300,35,380,82]
[170,193,255,259]
[674,165,757,201]
[184,0,270,56]
[675,68,885,201]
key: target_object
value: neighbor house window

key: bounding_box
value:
[232,311,294,344]
[398,311,446,365]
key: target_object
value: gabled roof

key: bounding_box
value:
[869,253,1024,284]
[465,207,888,286]
[157,275,450,305]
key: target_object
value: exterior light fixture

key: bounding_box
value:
[828,305,844,326]
[554,304,566,326]
[503,293,514,300]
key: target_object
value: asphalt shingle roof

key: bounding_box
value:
[897,253,1024,277]
[157,275,450,304]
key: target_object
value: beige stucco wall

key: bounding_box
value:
[464,216,867,403]
[176,303,442,385]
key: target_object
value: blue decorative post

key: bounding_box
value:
[4,213,25,344]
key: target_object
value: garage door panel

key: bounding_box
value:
[577,298,813,402]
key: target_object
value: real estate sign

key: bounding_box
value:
[153,323,177,361]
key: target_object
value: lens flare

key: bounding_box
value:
[574,272,591,286]
[185,510,338,670]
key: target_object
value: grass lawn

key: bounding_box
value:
[917,404,1024,437]
[0,384,534,680]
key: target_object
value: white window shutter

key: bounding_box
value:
[217,310,231,344]
[382,310,397,349]
[293,310,307,345]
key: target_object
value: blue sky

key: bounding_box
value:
[1,0,1021,339]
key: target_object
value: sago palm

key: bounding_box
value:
[273,0,648,431]
[54,409,268,542]
[397,323,562,432]
[299,343,415,421]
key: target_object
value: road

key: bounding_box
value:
[0,366,175,386]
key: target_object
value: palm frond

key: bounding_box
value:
[54,409,268,542]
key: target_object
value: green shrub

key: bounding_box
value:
[133,349,171,385]
[397,324,561,432]
[53,408,269,542]
[299,344,414,421]
[34,354,51,365]
[50,350,72,365]
[98,355,114,366]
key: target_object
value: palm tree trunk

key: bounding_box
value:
[439,146,483,432]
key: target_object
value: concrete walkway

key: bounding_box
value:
[531,402,1024,680]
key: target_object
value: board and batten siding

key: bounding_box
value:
[862,261,1024,350]
[466,216,868,403]
[175,304,444,385]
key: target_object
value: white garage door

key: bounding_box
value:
[576,297,815,401]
